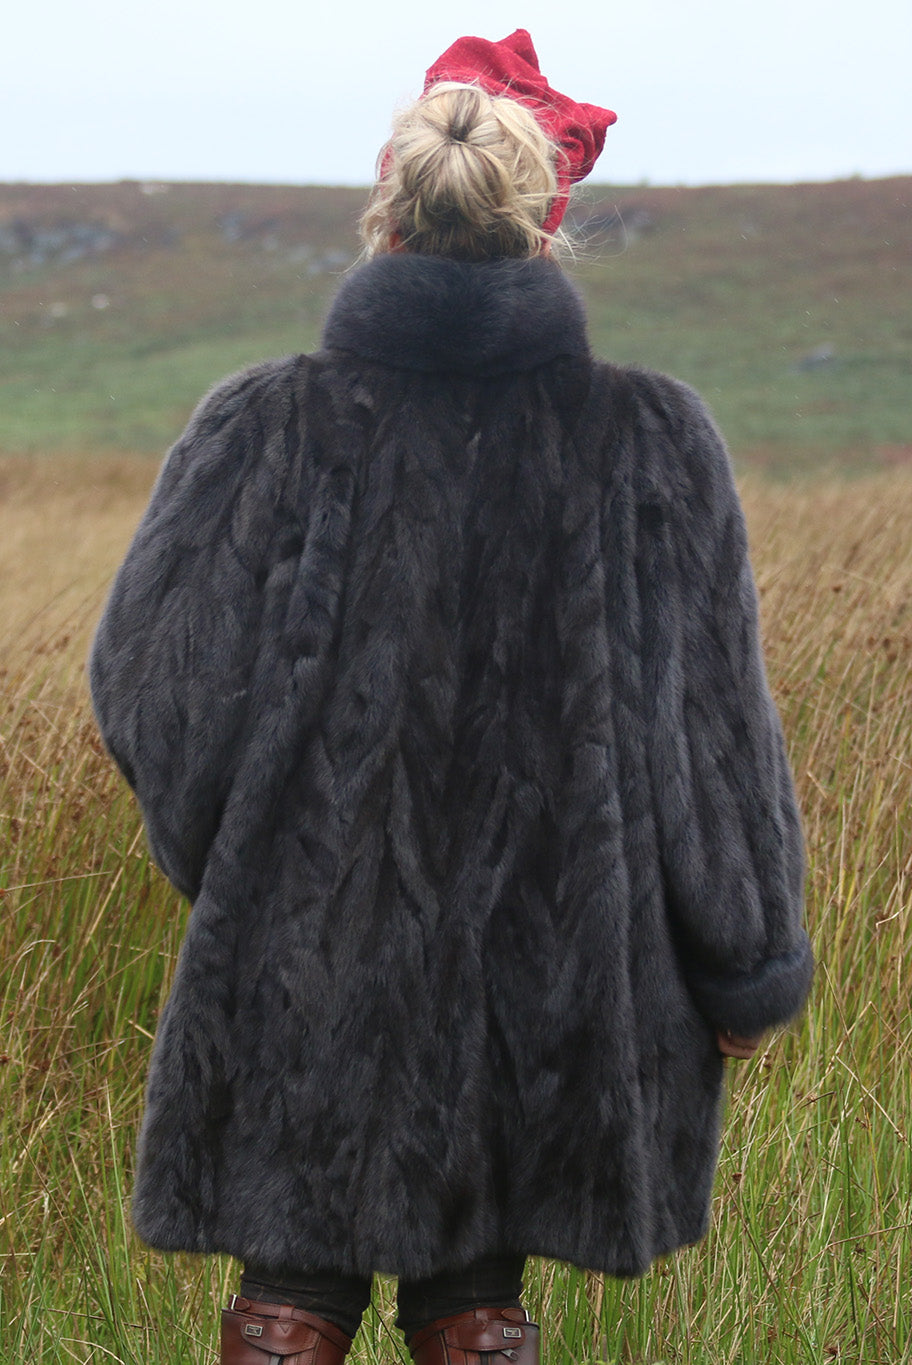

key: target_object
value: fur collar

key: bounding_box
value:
[321,253,590,376]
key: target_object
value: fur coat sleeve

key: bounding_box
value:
[88,360,297,900]
[629,369,811,1036]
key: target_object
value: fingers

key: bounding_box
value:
[716,1029,764,1059]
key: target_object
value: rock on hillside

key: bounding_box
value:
[0,180,365,275]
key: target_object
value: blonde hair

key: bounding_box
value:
[359,83,562,261]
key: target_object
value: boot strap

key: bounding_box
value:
[409,1305,538,1359]
[222,1295,353,1359]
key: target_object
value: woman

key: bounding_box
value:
[90,30,813,1365]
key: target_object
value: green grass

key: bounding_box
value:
[2,469,911,1362]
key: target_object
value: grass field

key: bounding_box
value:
[2,171,911,1362]
[1,452,910,1364]
[2,177,911,473]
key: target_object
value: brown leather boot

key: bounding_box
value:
[221,1294,353,1364]
[407,1306,540,1365]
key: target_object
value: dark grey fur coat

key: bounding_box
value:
[90,253,812,1279]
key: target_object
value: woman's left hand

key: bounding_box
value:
[716,1030,764,1059]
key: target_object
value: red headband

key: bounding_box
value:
[424,29,616,234]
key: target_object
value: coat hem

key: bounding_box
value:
[129,1219,710,1282]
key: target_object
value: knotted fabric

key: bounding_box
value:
[424,29,616,232]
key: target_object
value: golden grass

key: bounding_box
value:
[0,456,155,684]
[1,460,910,1363]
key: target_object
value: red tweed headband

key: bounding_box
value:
[424,29,616,235]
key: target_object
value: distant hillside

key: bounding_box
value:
[1,178,909,473]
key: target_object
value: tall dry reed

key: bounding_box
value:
[1,460,910,1363]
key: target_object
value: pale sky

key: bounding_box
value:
[3,0,910,186]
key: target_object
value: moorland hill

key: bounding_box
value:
[1,177,909,473]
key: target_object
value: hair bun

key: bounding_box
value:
[447,113,473,144]
[361,83,560,261]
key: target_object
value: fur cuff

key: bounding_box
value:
[686,935,814,1037]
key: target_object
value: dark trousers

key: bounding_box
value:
[240,1252,527,1342]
